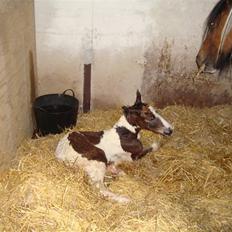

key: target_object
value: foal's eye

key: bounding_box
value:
[144,112,155,119]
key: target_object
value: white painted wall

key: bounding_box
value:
[35,0,218,108]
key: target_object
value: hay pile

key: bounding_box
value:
[0,105,232,232]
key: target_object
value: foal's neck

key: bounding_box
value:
[113,115,139,135]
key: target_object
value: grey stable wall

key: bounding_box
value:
[35,0,232,109]
[0,0,37,169]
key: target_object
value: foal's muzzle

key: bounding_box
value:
[163,127,173,136]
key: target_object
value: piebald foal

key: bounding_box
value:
[55,91,173,203]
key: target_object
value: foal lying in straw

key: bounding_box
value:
[55,91,173,203]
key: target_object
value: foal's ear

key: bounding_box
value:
[135,90,142,105]
[122,106,129,115]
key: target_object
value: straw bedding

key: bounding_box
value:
[0,105,232,232]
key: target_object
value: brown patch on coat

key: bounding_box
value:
[116,127,142,154]
[68,132,107,165]
[116,127,153,160]
[79,131,104,144]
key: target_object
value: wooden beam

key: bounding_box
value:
[83,64,91,113]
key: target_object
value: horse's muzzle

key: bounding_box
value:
[203,65,217,74]
[196,54,202,69]
[196,55,218,74]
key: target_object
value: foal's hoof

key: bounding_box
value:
[117,170,126,176]
[152,142,160,152]
[116,195,130,204]
[107,164,125,176]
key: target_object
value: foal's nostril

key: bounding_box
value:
[164,128,173,136]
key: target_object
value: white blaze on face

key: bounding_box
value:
[148,106,173,129]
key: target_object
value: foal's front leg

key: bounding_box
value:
[131,142,159,160]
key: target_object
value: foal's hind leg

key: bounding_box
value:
[84,161,130,203]
[99,183,130,203]
[106,163,126,176]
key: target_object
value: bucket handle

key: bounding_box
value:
[62,89,75,97]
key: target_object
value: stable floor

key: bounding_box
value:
[0,105,232,231]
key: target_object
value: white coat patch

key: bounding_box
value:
[55,135,106,184]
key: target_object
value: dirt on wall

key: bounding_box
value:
[142,40,232,108]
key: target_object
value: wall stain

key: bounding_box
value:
[142,40,232,108]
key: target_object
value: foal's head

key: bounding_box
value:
[196,0,232,74]
[122,91,173,136]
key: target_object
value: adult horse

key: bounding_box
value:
[196,0,232,76]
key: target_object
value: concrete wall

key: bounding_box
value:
[0,0,37,169]
[35,0,231,109]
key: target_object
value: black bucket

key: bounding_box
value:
[33,89,79,136]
